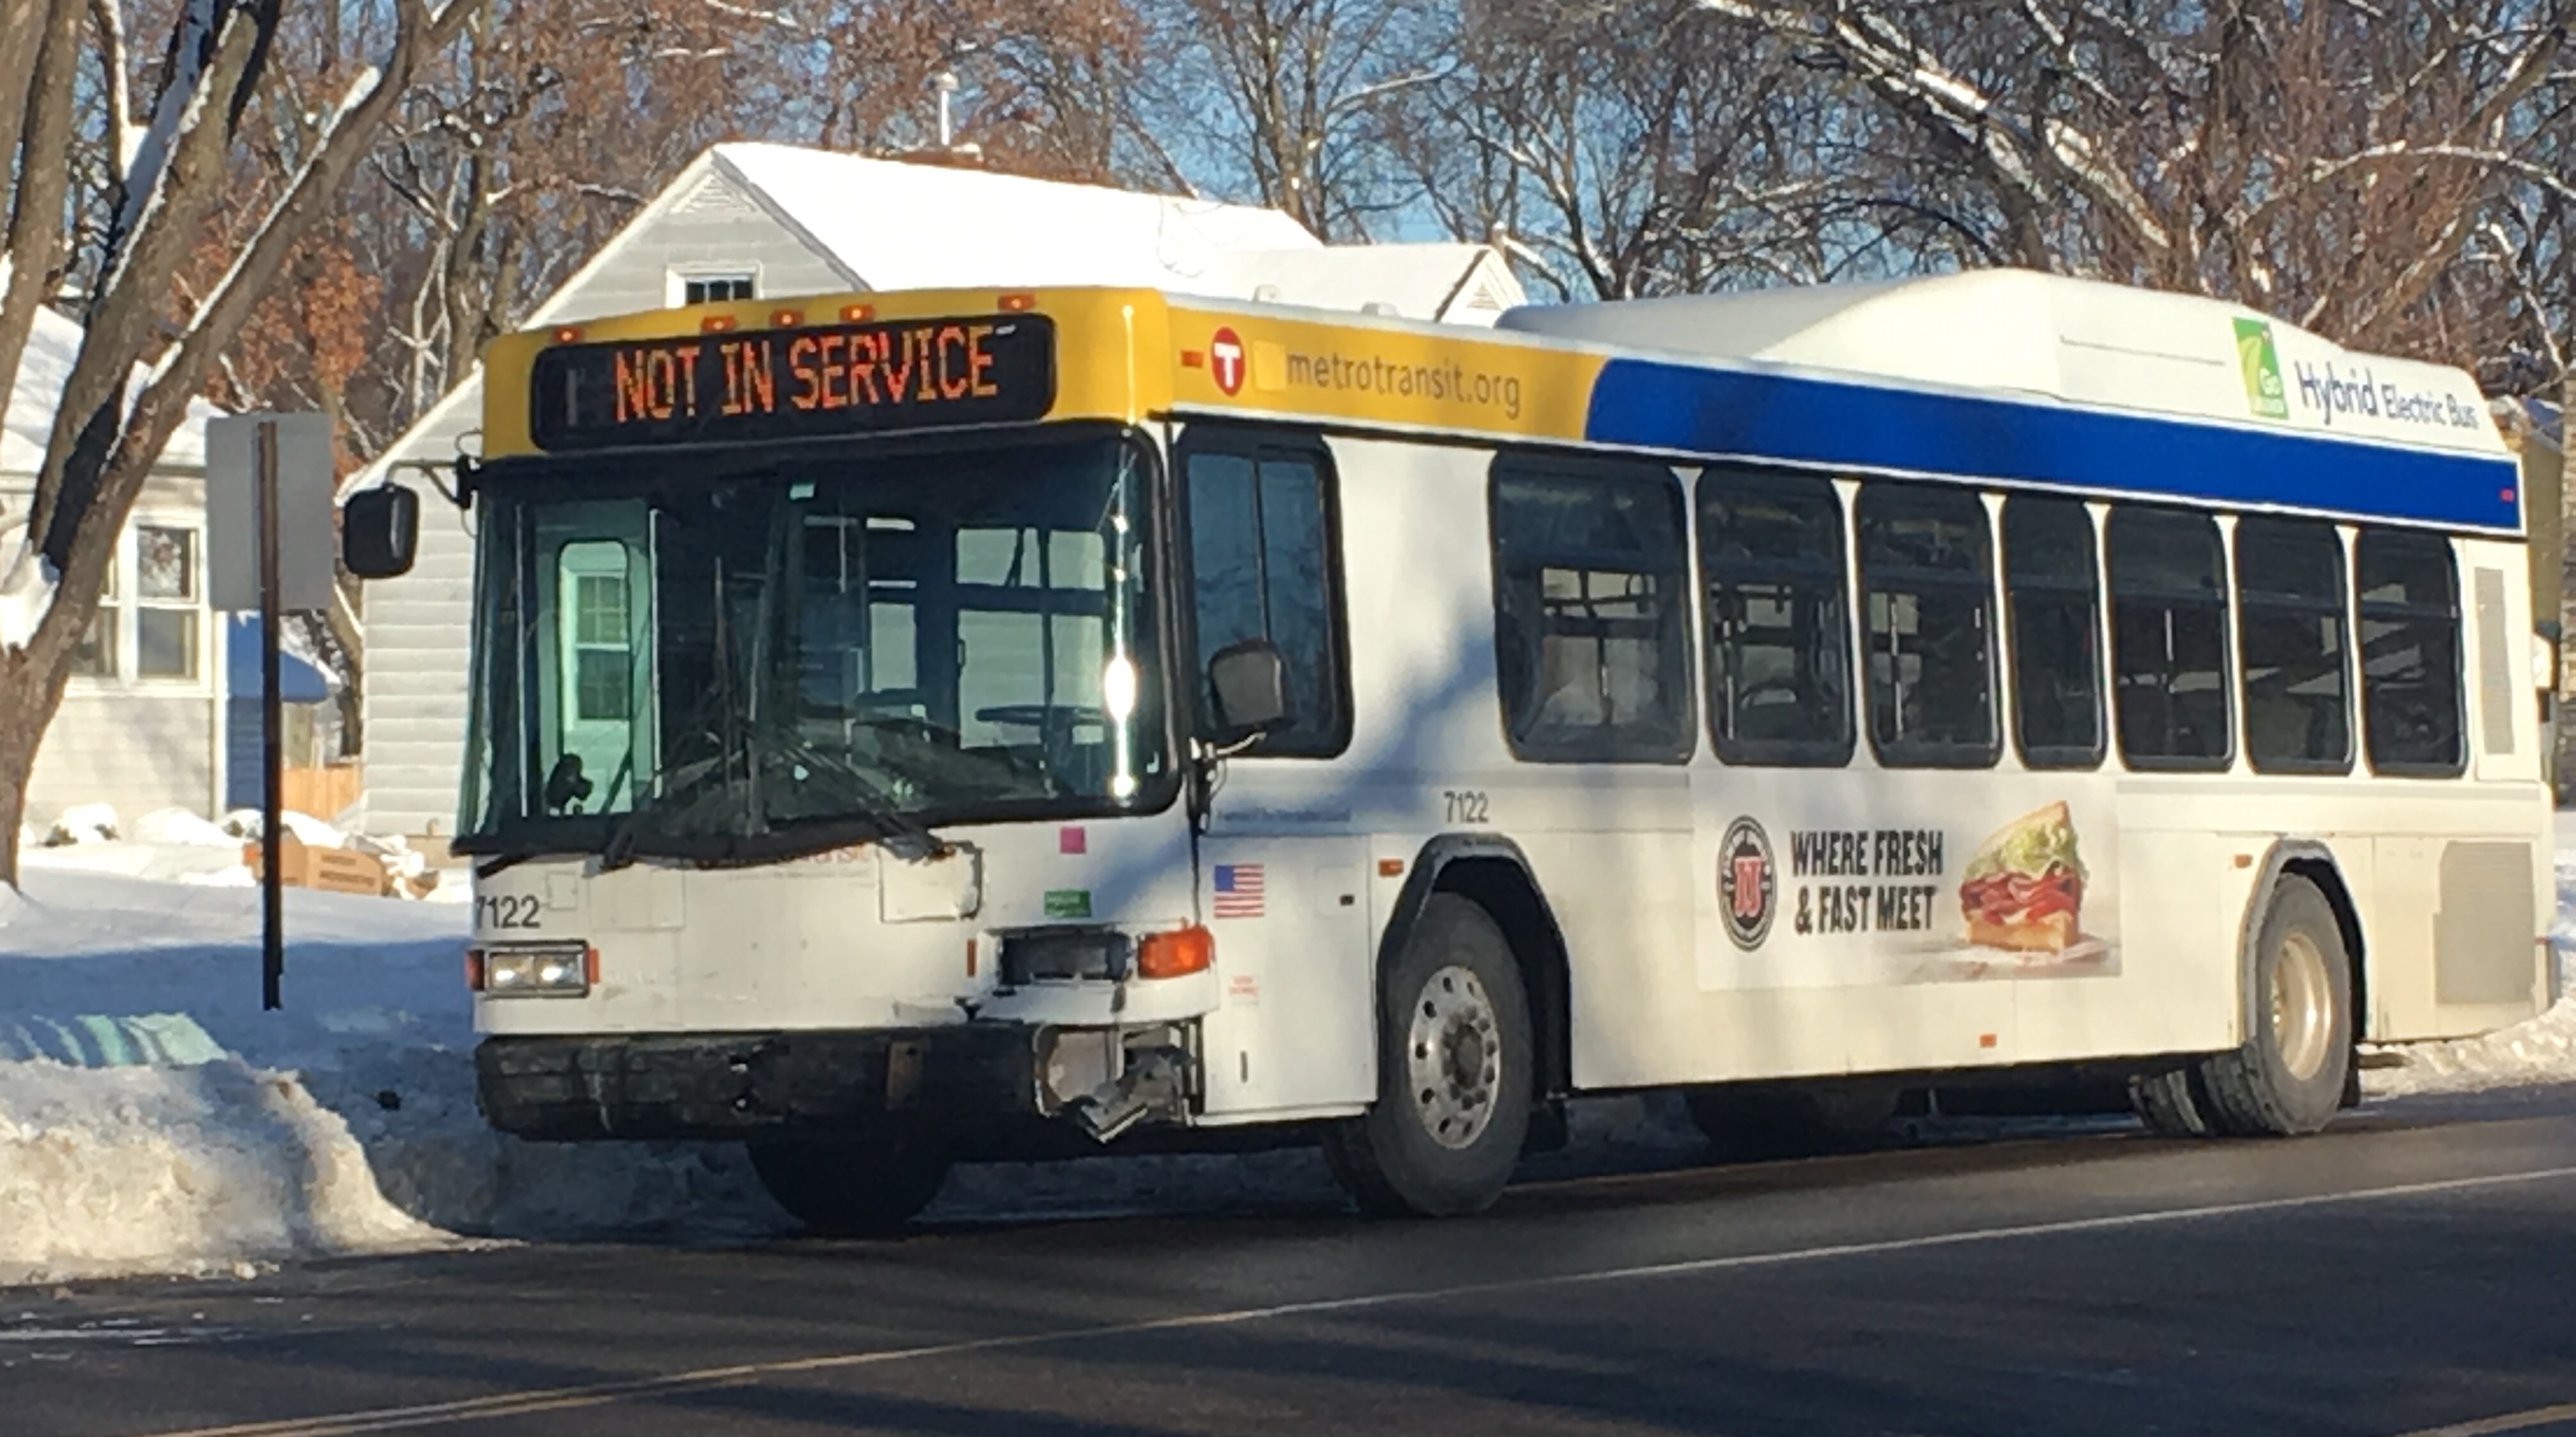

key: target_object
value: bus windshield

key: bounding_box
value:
[458,433,1169,863]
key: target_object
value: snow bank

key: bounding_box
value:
[2365,1003,2576,1097]
[0,867,781,1286]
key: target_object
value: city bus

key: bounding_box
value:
[342,270,2557,1232]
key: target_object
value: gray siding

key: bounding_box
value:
[356,166,853,839]
[1,472,226,827]
[30,691,222,825]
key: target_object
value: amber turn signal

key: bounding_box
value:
[1137,925,1214,980]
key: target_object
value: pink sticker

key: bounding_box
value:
[1059,826,1087,856]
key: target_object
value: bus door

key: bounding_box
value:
[1176,428,1376,1118]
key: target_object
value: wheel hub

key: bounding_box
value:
[2271,931,2334,1082]
[1407,964,1503,1150]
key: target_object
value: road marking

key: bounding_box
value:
[2391,1402,2576,1437]
[127,1163,2576,1437]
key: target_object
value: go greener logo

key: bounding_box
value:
[2234,318,2290,420]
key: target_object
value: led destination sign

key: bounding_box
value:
[527,314,1055,450]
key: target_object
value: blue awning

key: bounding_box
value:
[223,616,332,703]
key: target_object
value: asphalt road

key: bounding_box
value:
[9,1088,2576,1437]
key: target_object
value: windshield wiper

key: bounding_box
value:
[589,741,947,872]
[751,732,949,861]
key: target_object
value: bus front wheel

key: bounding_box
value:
[749,1129,951,1236]
[2198,875,2354,1137]
[1326,895,1535,1218]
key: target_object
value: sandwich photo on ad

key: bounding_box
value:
[1959,801,2087,953]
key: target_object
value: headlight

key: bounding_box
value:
[472,944,594,997]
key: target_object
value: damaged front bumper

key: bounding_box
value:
[475,1022,1197,1145]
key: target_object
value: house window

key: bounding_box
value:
[680,273,756,305]
[135,525,199,679]
[571,572,632,721]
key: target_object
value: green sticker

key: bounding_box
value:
[1044,889,1092,919]
[2234,318,2289,420]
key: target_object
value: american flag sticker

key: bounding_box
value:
[1212,863,1266,919]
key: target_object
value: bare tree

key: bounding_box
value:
[1691,0,2574,380]
[1393,0,1847,300]
[1138,0,1455,238]
[0,0,475,884]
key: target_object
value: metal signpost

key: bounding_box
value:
[206,414,335,1010]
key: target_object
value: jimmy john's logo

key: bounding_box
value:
[1717,817,1775,949]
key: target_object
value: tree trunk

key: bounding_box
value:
[0,626,81,886]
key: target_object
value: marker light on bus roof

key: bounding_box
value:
[551,327,582,344]
[770,310,802,327]
[701,315,736,333]
[841,304,875,323]
[999,293,1037,312]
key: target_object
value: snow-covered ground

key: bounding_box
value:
[1,809,2573,1289]
[1,833,781,1287]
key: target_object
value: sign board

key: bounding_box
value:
[526,314,1055,451]
[206,413,337,611]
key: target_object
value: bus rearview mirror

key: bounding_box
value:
[344,485,419,580]
[1209,640,1291,739]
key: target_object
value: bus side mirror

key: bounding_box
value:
[343,485,419,580]
[1209,640,1292,740]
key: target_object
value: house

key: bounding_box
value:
[355,143,1528,842]
[1,307,229,825]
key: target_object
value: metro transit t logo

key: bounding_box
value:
[1209,327,1246,396]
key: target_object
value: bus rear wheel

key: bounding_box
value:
[749,1129,951,1236]
[2196,875,2353,1137]
[1326,895,1534,1218]
[2128,1068,2214,1137]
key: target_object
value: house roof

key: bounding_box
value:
[714,144,1317,292]
[709,145,1519,323]
[3,306,223,478]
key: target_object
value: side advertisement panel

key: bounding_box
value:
[1698,782,2123,990]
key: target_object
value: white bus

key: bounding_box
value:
[344,270,2556,1231]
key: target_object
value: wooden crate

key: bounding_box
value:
[243,832,387,897]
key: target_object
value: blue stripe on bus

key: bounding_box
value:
[1582,358,2520,532]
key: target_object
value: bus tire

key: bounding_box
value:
[1683,1083,1896,1160]
[2128,1069,2212,1137]
[748,1130,950,1236]
[2197,875,2353,1137]
[1326,895,1533,1218]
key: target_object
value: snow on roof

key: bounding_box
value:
[3,306,222,478]
[715,143,1320,293]
[1204,243,1523,323]
[712,144,1516,321]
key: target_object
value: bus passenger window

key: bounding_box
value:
[1698,470,1853,767]
[2235,517,2352,773]
[2002,496,2103,767]
[1488,461,1692,763]
[1857,485,1995,767]
[2107,507,2232,769]
[1183,441,1347,756]
[2355,529,2465,774]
